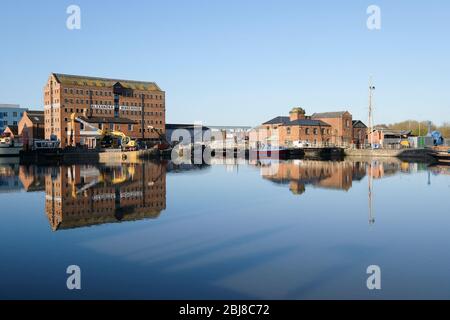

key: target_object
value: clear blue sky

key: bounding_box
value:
[0,0,449,126]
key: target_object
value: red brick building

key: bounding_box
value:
[311,111,353,146]
[44,73,165,148]
[258,108,333,147]
[352,120,367,147]
[18,110,45,148]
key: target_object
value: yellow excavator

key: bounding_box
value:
[100,129,138,151]
[70,165,136,198]
[70,113,137,151]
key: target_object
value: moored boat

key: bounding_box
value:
[429,147,450,164]
[0,146,21,157]
[0,136,21,157]
[250,145,290,158]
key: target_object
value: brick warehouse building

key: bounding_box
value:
[44,73,165,148]
[311,111,353,146]
[259,108,332,147]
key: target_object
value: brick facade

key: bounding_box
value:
[45,163,166,231]
[44,73,165,148]
[259,108,333,147]
[18,111,45,148]
[312,111,353,146]
[352,120,368,147]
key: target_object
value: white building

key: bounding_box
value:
[0,104,28,133]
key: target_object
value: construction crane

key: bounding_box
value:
[69,113,102,146]
[148,125,175,150]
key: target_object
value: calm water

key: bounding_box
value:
[0,157,450,299]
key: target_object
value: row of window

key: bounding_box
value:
[63,98,164,108]
[92,109,164,117]
[98,124,164,133]
[45,107,164,118]
[52,201,165,215]
[60,184,164,191]
[0,120,18,126]
[90,124,135,131]
[0,112,23,118]
[62,107,164,117]
[45,126,164,133]
[44,90,59,96]
[285,127,331,135]
[63,88,163,100]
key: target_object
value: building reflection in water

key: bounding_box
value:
[250,159,435,225]
[44,162,167,231]
[3,158,445,231]
[252,159,364,195]
[19,165,46,192]
[250,158,429,196]
[0,161,22,193]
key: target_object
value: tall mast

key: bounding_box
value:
[368,77,376,149]
[368,161,375,225]
[368,77,376,226]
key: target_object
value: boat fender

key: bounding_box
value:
[122,154,127,161]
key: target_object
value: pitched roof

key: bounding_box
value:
[25,111,44,124]
[352,120,367,128]
[311,111,349,118]
[263,116,330,127]
[283,119,331,127]
[5,125,18,135]
[52,73,163,92]
[372,128,412,136]
[263,116,290,125]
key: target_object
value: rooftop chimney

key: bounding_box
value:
[289,107,306,121]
